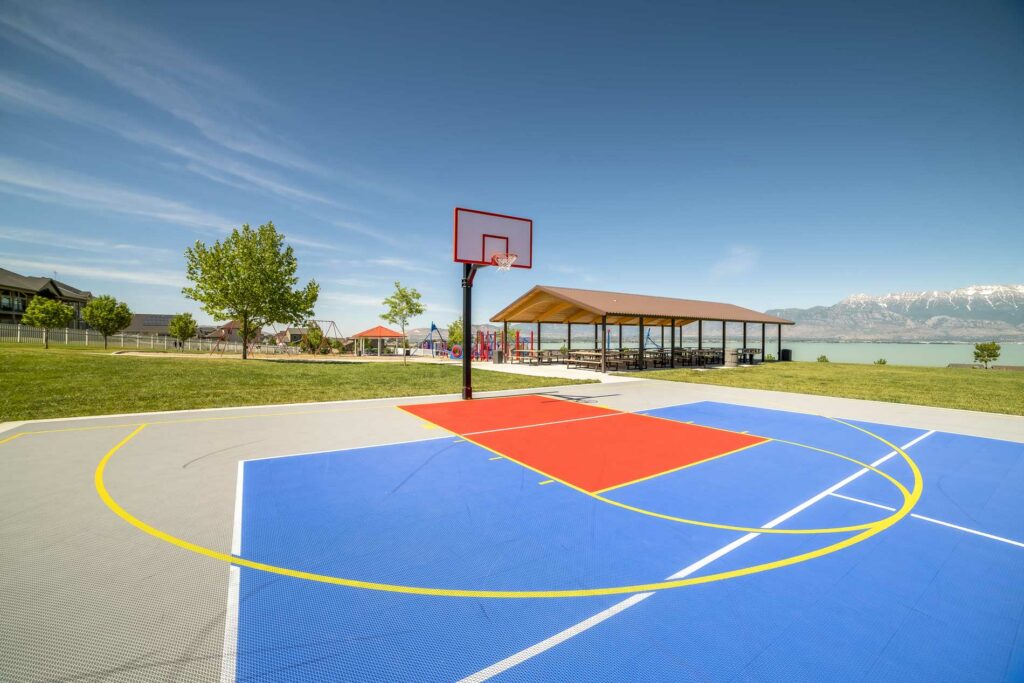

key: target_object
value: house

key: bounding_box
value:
[123,313,176,337]
[0,267,93,329]
[202,320,264,343]
[274,327,307,344]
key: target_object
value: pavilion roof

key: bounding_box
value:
[490,286,794,327]
[352,325,404,338]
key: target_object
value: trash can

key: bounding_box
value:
[493,349,504,364]
[780,349,792,362]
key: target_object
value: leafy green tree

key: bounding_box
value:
[82,295,133,349]
[874,358,887,365]
[168,313,198,346]
[302,322,324,354]
[817,355,829,363]
[447,317,463,345]
[21,297,74,349]
[183,222,319,359]
[974,341,1001,369]
[381,281,425,364]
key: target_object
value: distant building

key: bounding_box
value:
[124,313,176,337]
[202,320,264,343]
[274,327,307,344]
[0,267,93,328]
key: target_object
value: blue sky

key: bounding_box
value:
[1,0,1022,330]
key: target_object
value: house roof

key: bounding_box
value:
[352,325,404,338]
[490,286,794,327]
[0,267,92,302]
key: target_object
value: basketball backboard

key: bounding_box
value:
[453,208,533,269]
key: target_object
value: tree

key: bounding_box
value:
[974,341,1001,369]
[183,222,319,360]
[381,281,425,364]
[82,295,133,350]
[21,297,74,349]
[301,322,324,354]
[168,313,198,347]
[447,317,463,345]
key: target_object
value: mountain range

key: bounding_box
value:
[408,285,1024,344]
[767,285,1024,342]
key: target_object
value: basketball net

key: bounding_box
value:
[491,253,518,272]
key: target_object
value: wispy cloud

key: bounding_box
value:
[424,301,459,315]
[0,1,313,172]
[3,257,185,288]
[710,246,758,279]
[368,257,439,274]
[327,219,401,246]
[332,277,376,288]
[0,157,233,231]
[0,74,352,210]
[320,291,383,307]
[0,225,175,257]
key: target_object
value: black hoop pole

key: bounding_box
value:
[462,263,477,399]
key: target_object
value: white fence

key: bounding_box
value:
[0,323,300,355]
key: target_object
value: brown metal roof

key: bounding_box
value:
[490,286,793,327]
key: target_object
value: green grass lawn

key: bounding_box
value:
[0,345,594,421]
[620,362,1024,416]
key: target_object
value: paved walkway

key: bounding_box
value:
[439,359,641,384]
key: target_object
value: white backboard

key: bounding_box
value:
[453,208,533,268]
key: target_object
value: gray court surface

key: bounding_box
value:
[1,380,1021,682]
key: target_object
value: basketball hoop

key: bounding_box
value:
[491,252,518,271]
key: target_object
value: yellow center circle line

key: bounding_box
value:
[95,419,922,598]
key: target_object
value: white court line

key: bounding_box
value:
[829,492,1024,549]
[462,411,625,436]
[458,430,934,682]
[219,461,245,683]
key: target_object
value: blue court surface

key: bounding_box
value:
[231,401,1024,681]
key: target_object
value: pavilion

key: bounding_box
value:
[352,325,404,356]
[490,286,794,371]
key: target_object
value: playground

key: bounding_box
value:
[2,379,1022,681]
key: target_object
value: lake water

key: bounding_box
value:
[784,342,1024,367]
[532,338,1024,367]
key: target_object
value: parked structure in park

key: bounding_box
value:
[0,267,93,328]
[491,286,794,371]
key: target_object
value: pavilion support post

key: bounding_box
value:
[618,324,623,351]
[670,318,676,368]
[377,338,381,356]
[567,322,572,351]
[698,320,703,350]
[593,323,598,351]
[536,321,541,351]
[743,322,747,351]
[661,326,664,349]
[601,315,607,372]
[638,316,645,370]
[777,323,782,360]
[721,320,726,363]
[502,321,508,363]
[761,323,766,361]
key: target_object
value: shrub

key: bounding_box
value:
[765,354,775,361]
[817,355,829,363]
[874,358,887,365]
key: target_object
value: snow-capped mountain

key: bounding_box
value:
[767,285,1024,341]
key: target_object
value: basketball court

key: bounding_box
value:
[2,211,1022,681]
[2,380,1023,681]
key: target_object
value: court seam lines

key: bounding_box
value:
[829,492,1024,548]
[457,429,934,682]
[462,411,624,436]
